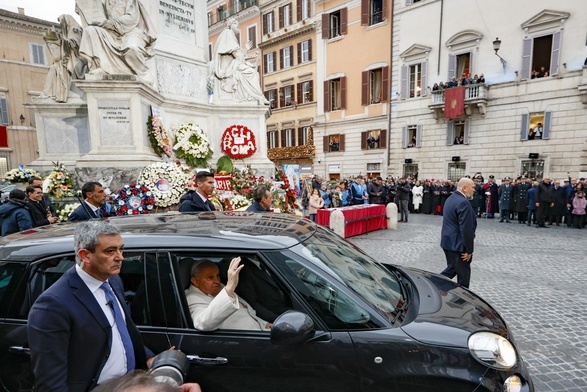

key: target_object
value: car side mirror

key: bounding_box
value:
[270,310,315,345]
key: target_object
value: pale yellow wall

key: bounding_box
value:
[0,10,53,173]
[323,0,391,116]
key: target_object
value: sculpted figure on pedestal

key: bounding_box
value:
[75,0,157,84]
[38,15,86,103]
[213,17,269,105]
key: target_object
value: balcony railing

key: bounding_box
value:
[209,0,258,26]
[429,84,488,118]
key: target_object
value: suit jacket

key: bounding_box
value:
[245,201,269,212]
[179,192,215,212]
[185,285,269,331]
[27,200,51,227]
[235,260,288,322]
[67,202,100,222]
[440,191,477,254]
[28,268,150,392]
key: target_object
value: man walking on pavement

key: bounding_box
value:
[440,177,477,288]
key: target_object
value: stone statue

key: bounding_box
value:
[37,15,86,103]
[213,17,269,105]
[75,0,157,84]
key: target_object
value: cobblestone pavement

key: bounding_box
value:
[349,213,587,392]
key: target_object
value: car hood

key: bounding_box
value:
[397,267,509,349]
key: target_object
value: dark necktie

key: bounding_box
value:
[100,282,135,372]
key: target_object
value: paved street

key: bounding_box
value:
[349,213,587,392]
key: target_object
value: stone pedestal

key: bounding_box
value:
[74,77,162,167]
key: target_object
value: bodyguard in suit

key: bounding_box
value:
[179,171,216,212]
[68,182,108,222]
[185,257,271,331]
[439,177,477,288]
[28,221,154,391]
[245,185,273,212]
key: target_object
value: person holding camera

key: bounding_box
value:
[28,221,156,391]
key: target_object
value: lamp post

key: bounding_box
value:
[19,114,25,125]
[492,37,507,73]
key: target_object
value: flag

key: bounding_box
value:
[444,87,465,119]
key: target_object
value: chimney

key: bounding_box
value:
[17,7,25,15]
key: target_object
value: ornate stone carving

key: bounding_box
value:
[76,0,157,84]
[213,17,269,105]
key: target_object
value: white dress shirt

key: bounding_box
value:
[75,265,128,384]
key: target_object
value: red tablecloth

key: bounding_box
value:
[316,204,387,237]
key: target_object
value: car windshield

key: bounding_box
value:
[285,228,406,325]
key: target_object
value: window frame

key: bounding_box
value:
[447,162,467,182]
[30,43,45,65]
[268,130,278,149]
[0,97,9,125]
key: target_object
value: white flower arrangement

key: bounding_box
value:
[5,167,41,183]
[229,194,251,210]
[46,162,76,198]
[57,203,80,222]
[137,162,189,207]
[173,122,213,168]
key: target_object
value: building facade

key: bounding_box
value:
[259,0,317,177]
[0,8,55,178]
[314,0,392,180]
[391,0,587,181]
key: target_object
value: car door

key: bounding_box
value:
[166,251,362,392]
[0,260,32,392]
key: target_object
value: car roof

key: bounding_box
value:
[0,212,316,262]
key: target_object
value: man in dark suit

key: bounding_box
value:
[439,177,477,288]
[235,257,289,323]
[26,185,58,227]
[28,221,154,391]
[28,176,57,217]
[179,171,216,212]
[68,181,108,221]
[245,185,273,212]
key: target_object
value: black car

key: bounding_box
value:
[0,212,533,391]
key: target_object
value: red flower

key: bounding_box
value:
[130,183,136,187]
[132,209,139,215]
[132,189,139,195]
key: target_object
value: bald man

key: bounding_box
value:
[439,177,477,288]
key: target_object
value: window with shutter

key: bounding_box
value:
[407,125,417,148]
[321,14,330,39]
[365,130,382,149]
[520,113,529,141]
[416,125,422,147]
[361,71,369,106]
[446,121,455,145]
[340,77,347,109]
[247,25,257,48]
[379,129,386,148]
[340,8,348,35]
[31,44,45,65]
[527,112,550,141]
[323,80,331,112]
[400,65,408,100]
[0,98,9,125]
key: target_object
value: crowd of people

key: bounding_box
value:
[302,173,587,230]
[432,72,486,91]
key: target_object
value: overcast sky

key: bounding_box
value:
[1,0,77,23]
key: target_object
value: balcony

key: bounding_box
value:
[209,0,258,26]
[428,84,488,119]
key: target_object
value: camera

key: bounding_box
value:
[149,350,190,387]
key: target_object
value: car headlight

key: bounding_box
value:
[468,331,517,369]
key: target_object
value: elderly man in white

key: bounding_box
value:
[185,257,271,331]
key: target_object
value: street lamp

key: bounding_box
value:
[492,37,507,73]
[19,114,25,125]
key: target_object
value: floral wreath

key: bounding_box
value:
[147,115,173,157]
[113,183,156,215]
[220,125,257,160]
[137,162,189,207]
[5,166,41,184]
[173,122,213,168]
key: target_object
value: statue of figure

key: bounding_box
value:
[38,15,86,103]
[75,0,157,84]
[214,18,269,105]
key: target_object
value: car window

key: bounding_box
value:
[0,261,28,319]
[268,251,379,330]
